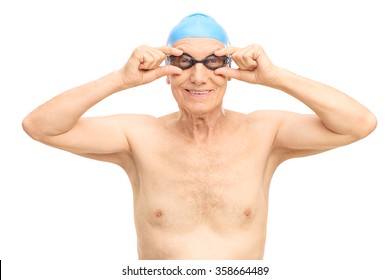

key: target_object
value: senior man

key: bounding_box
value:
[23,13,377,259]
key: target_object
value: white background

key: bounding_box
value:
[1,0,389,279]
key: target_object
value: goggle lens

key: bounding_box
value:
[167,54,231,70]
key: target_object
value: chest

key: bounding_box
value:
[155,134,262,186]
[136,136,268,223]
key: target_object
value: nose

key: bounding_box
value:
[190,63,208,85]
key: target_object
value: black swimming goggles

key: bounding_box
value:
[166,53,231,70]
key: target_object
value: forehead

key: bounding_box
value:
[173,38,224,57]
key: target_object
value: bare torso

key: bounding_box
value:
[122,110,280,259]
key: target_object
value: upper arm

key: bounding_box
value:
[35,114,133,163]
[273,111,357,158]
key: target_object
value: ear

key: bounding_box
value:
[166,76,171,84]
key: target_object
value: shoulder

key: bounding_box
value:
[248,110,295,120]
[112,113,158,122]
[219,109,292,134]
[110,112,183,131]
[245,110,307,149]
[247,109,312,130]
[247,110,294,128]
[98,114,164,141]
[108,113,161,129]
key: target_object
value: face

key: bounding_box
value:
[167,38,229,116]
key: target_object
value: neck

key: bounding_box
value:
[176,107,227,143]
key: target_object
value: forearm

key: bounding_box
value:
[23,70,126,138]
[270,68,377,137]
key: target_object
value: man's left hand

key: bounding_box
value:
[214,44,279,87]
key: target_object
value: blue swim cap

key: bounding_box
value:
[167,13,230,47]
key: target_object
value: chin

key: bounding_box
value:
[181,103,223,116]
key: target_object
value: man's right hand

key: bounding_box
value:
[119,45,183,89]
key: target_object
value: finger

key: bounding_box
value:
[158,46,184,56]
[138,59,157,70]
[214,46,240,56]
[138,50,166,70]
[231,58,257,71]
[236,56,257,70]
[231,49,258,70]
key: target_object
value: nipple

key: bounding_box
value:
[154,210,163,218]
[244,209,252,218]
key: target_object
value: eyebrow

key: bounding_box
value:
[184,53,216,58]
[175,46,220,59]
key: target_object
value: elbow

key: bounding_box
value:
[22,114,43,141]
[353,110,377,140]
[22,115,35,139]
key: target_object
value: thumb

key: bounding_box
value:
[155,65,182,78]
[215,67,243,80]
[143,65,182,82]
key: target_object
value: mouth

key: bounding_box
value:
[186,89,212,96]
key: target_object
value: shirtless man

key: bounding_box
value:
[22,13,377,259]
